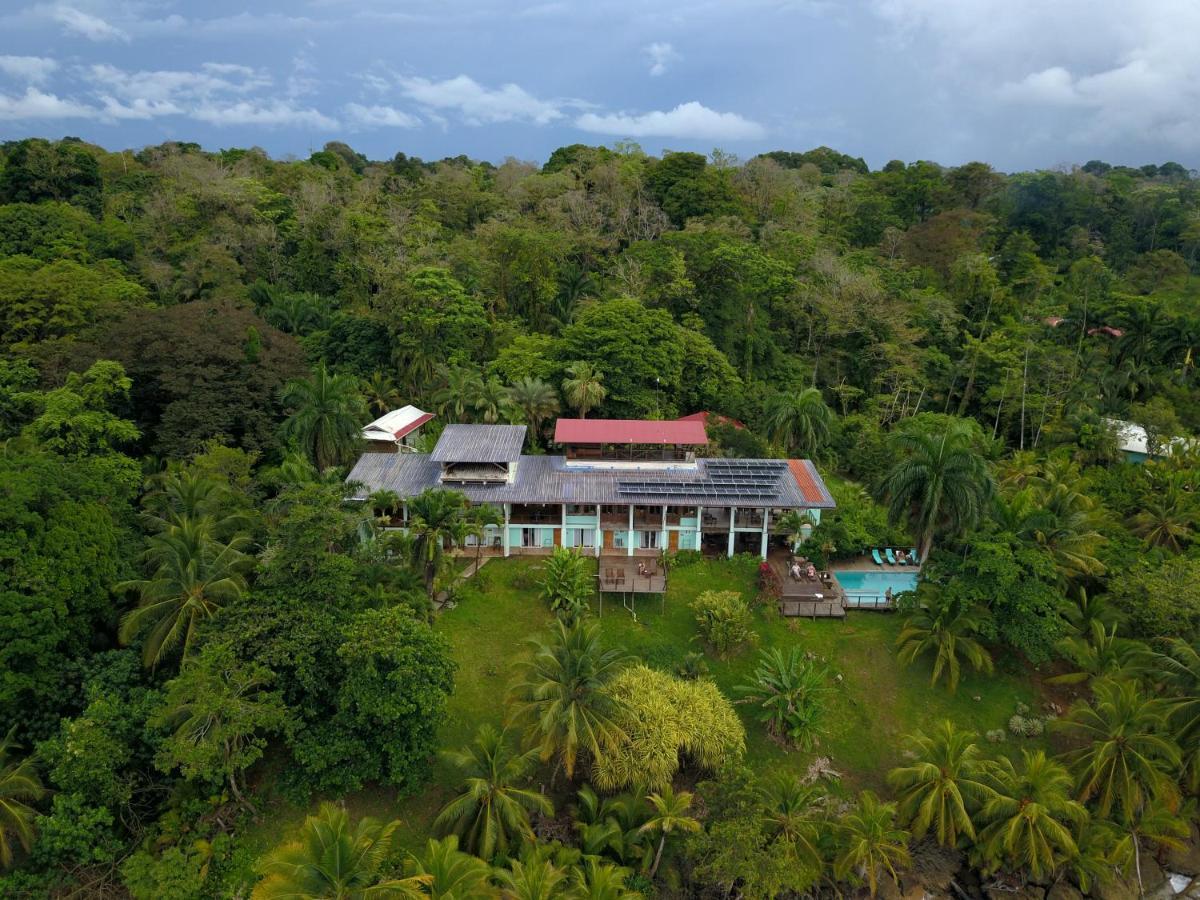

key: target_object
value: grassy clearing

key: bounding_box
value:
[245,554,1044,858]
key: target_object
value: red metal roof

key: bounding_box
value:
[554,418,709,445]
[677,411,745,430]
[391,412,434,439]
[788,459,830,505]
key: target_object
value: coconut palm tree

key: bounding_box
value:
[1048,621,1146,686]
[434,725,552,862]
[1111,797,1190,895]
[1146,637,1200,790]
[976,750,1087,880]
[569,858,640,900]
[361,371,402,417]
[142,469,251,538]
[887,720,993,847]
[281,362,368,471]
[895,592,993,692]
[1132,480,1197,552]
[1058,585,1122,637]
[834,790,911,898]
[638,785,701,879]
[434,367,485,422]
[508,377,560,450]
[764,387,834,457]
[474,378,513,424]
[407,488,471,614]
[562,362,607,419]
[0,727,45,869]
[467,504,504,573]
[1014,481,1107,582]
[1058,678,1180,818]
[253,802,429,899]
[495,853,568,900]
[775,509,816,554]
[508,620,629,781]
[406,835,495,899]
[878,420,994,562]
[118,519,251,668]
[759,774,825,873]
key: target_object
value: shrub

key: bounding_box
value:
[538,546,593,623]
[757,562,782,607]
[690,590,757,658]
[596,665,745,792]
[735,648,831,750]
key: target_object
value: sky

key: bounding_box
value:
[1,0,1198,172]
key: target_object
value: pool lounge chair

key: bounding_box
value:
[871,548,884,566]
[885,548,897,565]
[910,548,919,565]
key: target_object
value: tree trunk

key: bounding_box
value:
[649,833,666,879]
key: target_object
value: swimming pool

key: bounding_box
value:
[834,570,918,596]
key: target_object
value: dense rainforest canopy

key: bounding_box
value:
[3,135,1200,897]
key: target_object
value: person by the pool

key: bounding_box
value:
[884,587,894,603]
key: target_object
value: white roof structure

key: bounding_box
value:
[362,405,434,443]
[1105,418,1186,457]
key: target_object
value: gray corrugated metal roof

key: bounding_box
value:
[430,424,527,463]
[346,453,835,509]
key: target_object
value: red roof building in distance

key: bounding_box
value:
[554,418,708,446]
[676,411,745,431]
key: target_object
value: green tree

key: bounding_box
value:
[764,387,834,457]
[434,725,552,861]
[834,791,911,898]
[759,774,825,874]
[895,592,993,692]
[253,802,429,899]
[887,721,992,847]
[281,361,367,471]
[494,852,568,900]
[407,835,494,899]
[434,366,485,422]
[118,519,251,669]
[639,785,701,879]
[0,727,45,869]
[562,362,607,419]
[878,419,994,561]
[690,590,757,658]
[569,858,640,900]
[539,547,594,623]
[977,750,1086,880]
[507,377,560,449]
[508,620,629,781]
[1058,678,1180,819]
[735,647,830,749]
[21,360,140,456]
[152,642,292,811]
[407,488,471,613]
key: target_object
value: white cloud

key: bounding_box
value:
[345,102,420,128]
[87,62,272,106]
[871,0,1200,147]
[644,42,680,77]
[192,100,339,129]
[397,74,564,124]
[576,101,765,140]
[0,86,94,120]
[0,55,58,84]
[48,4,128,41]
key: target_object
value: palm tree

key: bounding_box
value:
[508,377,560,449]
[434,367,485,422]
[764,387,834,457]
[834,790,911,898]
[977,750,1086,880]
[759,774,825,872]
[0,727,45,869]
[468,504,504,573]
[1058,585,1121,637]
[1059,678,1180,818]
[508,620,629,781]
[1048,621,1145,686]
[118,519,250,668]
[895,592,993,692]
[887,721,993,847]
[1111,798,1190,895]
[407,835,494,899]
[878,420,994,562]
[1132,480,1196,552]
[474,378,513,424]
[495,853,568,900]
[253,802,429,899]
[281,362,367,471]
[434,725,552,861]
[638,785,701,879]
[562,362,606,419]
[569,858,640,900]
[775,509,815,554]
[142,469,250,538]
[1146,637,1200,790]
[407,488,471,614]
[1014,482,1107,582]
[361,372,402,417]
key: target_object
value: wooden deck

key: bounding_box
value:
[770,559,846,618]
[598,557,666,594]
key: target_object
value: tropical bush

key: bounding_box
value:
[689,590,757,658]
[735,648,832,750]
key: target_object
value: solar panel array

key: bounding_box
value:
[616,459,788,501]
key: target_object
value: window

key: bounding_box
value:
[566,527,595,548]
[521,528,538,548]
[641,530,660,549]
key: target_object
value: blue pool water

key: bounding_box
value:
[834,570,918,596]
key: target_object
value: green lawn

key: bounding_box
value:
[243,555,1044,860]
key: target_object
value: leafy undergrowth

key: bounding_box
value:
[244,555,1045,862]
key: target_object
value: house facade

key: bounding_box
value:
[346,418,835,559]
